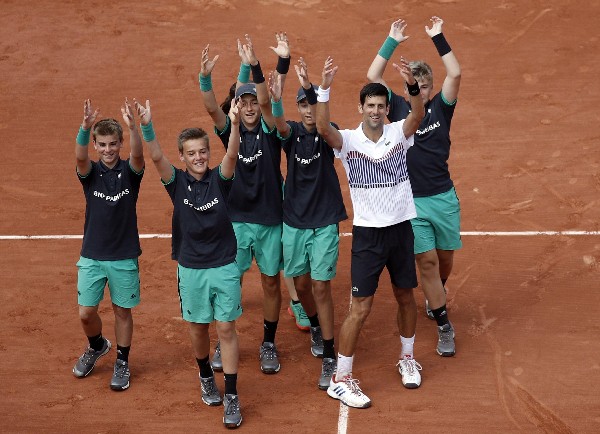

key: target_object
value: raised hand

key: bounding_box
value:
[294,57,311,89]
[237,38,250,65]
[268,71,283,102]
[228,98,242,126]
[392,56,416,85]
[320,56,338,90]
[82,99,99,130]
[133,99,152,126]
[200,44,220,77]
[269,32,290,58]
[389,18,409,43]
[425,16,443,37]
[120,98,135,130]
[241,34,258,66]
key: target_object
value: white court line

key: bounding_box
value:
[3,228,597,433]
[1,230,599,240]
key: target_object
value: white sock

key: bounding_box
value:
[335,353,353,381]
[400,334,415,359]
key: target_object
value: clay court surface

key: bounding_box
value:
[1,1,599,432]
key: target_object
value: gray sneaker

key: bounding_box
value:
[310,326,324,358]
[200,374,222,406]
[437,322,456,357]
[223,394,242,429]
[73,338,111,378]
[211,341,223,372]
[318,358,336,390]
[259,342,280,374]
[110,359,130,391]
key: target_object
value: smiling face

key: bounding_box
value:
[179,137,210,180]
[93,133,123,168]
[239,93,261,129]
[358,95,389,131]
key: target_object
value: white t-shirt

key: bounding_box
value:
[336,120,416,228]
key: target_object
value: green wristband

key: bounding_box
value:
[238,63,250,83]
[271,99,284,118]
[140,121,156,142]
[378,36,399,60]
[199,73,212,92]
[76,126,90,146]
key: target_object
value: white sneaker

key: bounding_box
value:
[327,375,371,408]
[397,357,422,389]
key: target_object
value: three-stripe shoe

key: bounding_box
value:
[110,359,130,391]
[73,338,111,378]
[437,322,456,357]
[200,374,223,406]
[327,375,371,408]
[397,357,422,389]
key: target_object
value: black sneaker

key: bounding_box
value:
[73,338,111,378]
[110,359,130,391]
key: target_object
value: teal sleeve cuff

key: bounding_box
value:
[199,73,213,92]
[271,99,284,118]
[76,126,90,146]
[378,36,399,60]
[140,121,156,142]
[237,63,250,83]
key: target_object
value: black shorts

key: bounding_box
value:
[350,220,417,297]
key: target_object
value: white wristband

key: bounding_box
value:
[317,86,330,102]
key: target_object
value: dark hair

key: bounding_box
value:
[220,82,237,114]
[177,128,209,152]
[359,82,389,106]
[92,119,123,142]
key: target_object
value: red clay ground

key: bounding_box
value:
[1,1,599,432]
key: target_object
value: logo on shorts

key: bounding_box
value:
[130,294,137,299]
[351,286,359,293]
[327,266,333,272]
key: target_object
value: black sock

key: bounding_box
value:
[308,313,320,328]
[116,345,130,362]
[263,319,278,344]
[323,338,335,360]
[224,373,238,395]
[88,334,104,352]
[197,356,213,378]
[432,304,450,327]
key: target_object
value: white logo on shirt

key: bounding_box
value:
[239,149,263,164]
[183,197,219,211]
[295,152,321,165]
[416,121,440,136]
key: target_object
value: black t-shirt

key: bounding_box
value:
[388,91,456,197]
[78,159,143,260]
[280,121,347,229]
[164,166,236,269]
[216,117,283,225]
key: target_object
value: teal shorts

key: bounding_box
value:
[232,222,283,277]
[282,223,339,281]
[411,187,462,254]
[76,256,140,308]
[177,262,242,323]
